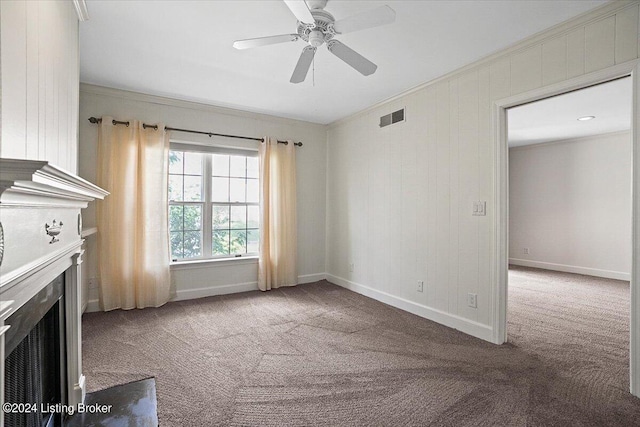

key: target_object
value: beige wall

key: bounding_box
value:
[79,85,327,311]
[326,2,639,340]
[509,132,632,280]
[1,0,80,173]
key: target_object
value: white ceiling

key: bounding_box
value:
[508,77,632,147]
[80,0,608,124]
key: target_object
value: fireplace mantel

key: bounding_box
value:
[0,158,108,425]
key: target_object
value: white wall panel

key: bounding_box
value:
[477,66,493,327]
[567,27,586,78]
[585,16,616,73]
[448,80,460,315]
[425,85,439,307]
[1,0,28,159]
[25,1,40,160]
[615,4,640,65]
[457,70,480,323]
[542,36,568,86]
[326,1,638,338]
[0,0,79,173]
[510,45,542,95]
[435,82,451,313]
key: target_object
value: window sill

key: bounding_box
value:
[170,256,258,271]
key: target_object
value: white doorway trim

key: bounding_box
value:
[491,59,640,398]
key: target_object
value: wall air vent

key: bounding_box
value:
[379,108,405,128]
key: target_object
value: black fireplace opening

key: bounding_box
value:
[4,275,66,427]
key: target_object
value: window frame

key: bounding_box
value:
[169,142,259,263]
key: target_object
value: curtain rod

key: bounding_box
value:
[87,117,303,147]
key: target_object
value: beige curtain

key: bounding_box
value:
[96,116,171,310]
[258,137,298,291]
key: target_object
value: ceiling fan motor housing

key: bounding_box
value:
[297,9,335,47]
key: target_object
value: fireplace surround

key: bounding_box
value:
[0,159,107,426]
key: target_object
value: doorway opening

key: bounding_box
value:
[493,62,639,399]
[506,77,632,398]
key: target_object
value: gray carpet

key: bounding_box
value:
[82,272,640,426]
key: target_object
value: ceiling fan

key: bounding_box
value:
[233,0,396,83]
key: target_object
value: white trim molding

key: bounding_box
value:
[509,259,631,281]
[631,61,640,398]
[101,273,327,310]
[327,274,494,342]
[298,273,326,284]
[0,159,109,208]
[493,59,640,397]
[170,281,259,303]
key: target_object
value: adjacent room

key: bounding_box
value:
[1,1,639,426]
[507,77,633,414]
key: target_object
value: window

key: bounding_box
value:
[168,145,259,262]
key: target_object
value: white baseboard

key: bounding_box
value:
[509,258,631,281]
[85,299,100,313]
[326,274,494,343]
[172,281,259,302]
[298,273,326,284]
[84,273,327,310]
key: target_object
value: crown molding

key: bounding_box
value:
[79,83,327,129]
[73,0,90,21]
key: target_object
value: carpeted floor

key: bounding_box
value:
[82,270,640,426]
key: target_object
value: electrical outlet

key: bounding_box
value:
[468,293,477,308]
[523,248,530,255]
[349,263,354,272]
[417,280,424,292]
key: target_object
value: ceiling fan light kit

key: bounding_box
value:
[233,0,396,84]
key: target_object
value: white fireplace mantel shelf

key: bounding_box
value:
[0,159,109,207]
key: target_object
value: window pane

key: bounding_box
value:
[169,151,183,174]
[247,156,258,178]
[229,178,245,202]
[169,175,183,201]
[169,205,183,231]
[246,179,259,203]
[213,230,230,255]
[170,231,183,259]
[230,230,247,254]
[183,205,202,231]
[183,231,202,258]
[212,177,229,202]
[247,229,259,253]
[230,156,246,177]
[184,175,202,201]
[213,154,229,176]
[247,205,259,228]
[230,206,246,229]
[212,206,230,229]
[184,152,203,175]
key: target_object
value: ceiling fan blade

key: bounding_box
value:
[233,34,300,50]
[283,0,315,25]
[327,40,377,76]
[333,5,395,34]
[290,46,316,83]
